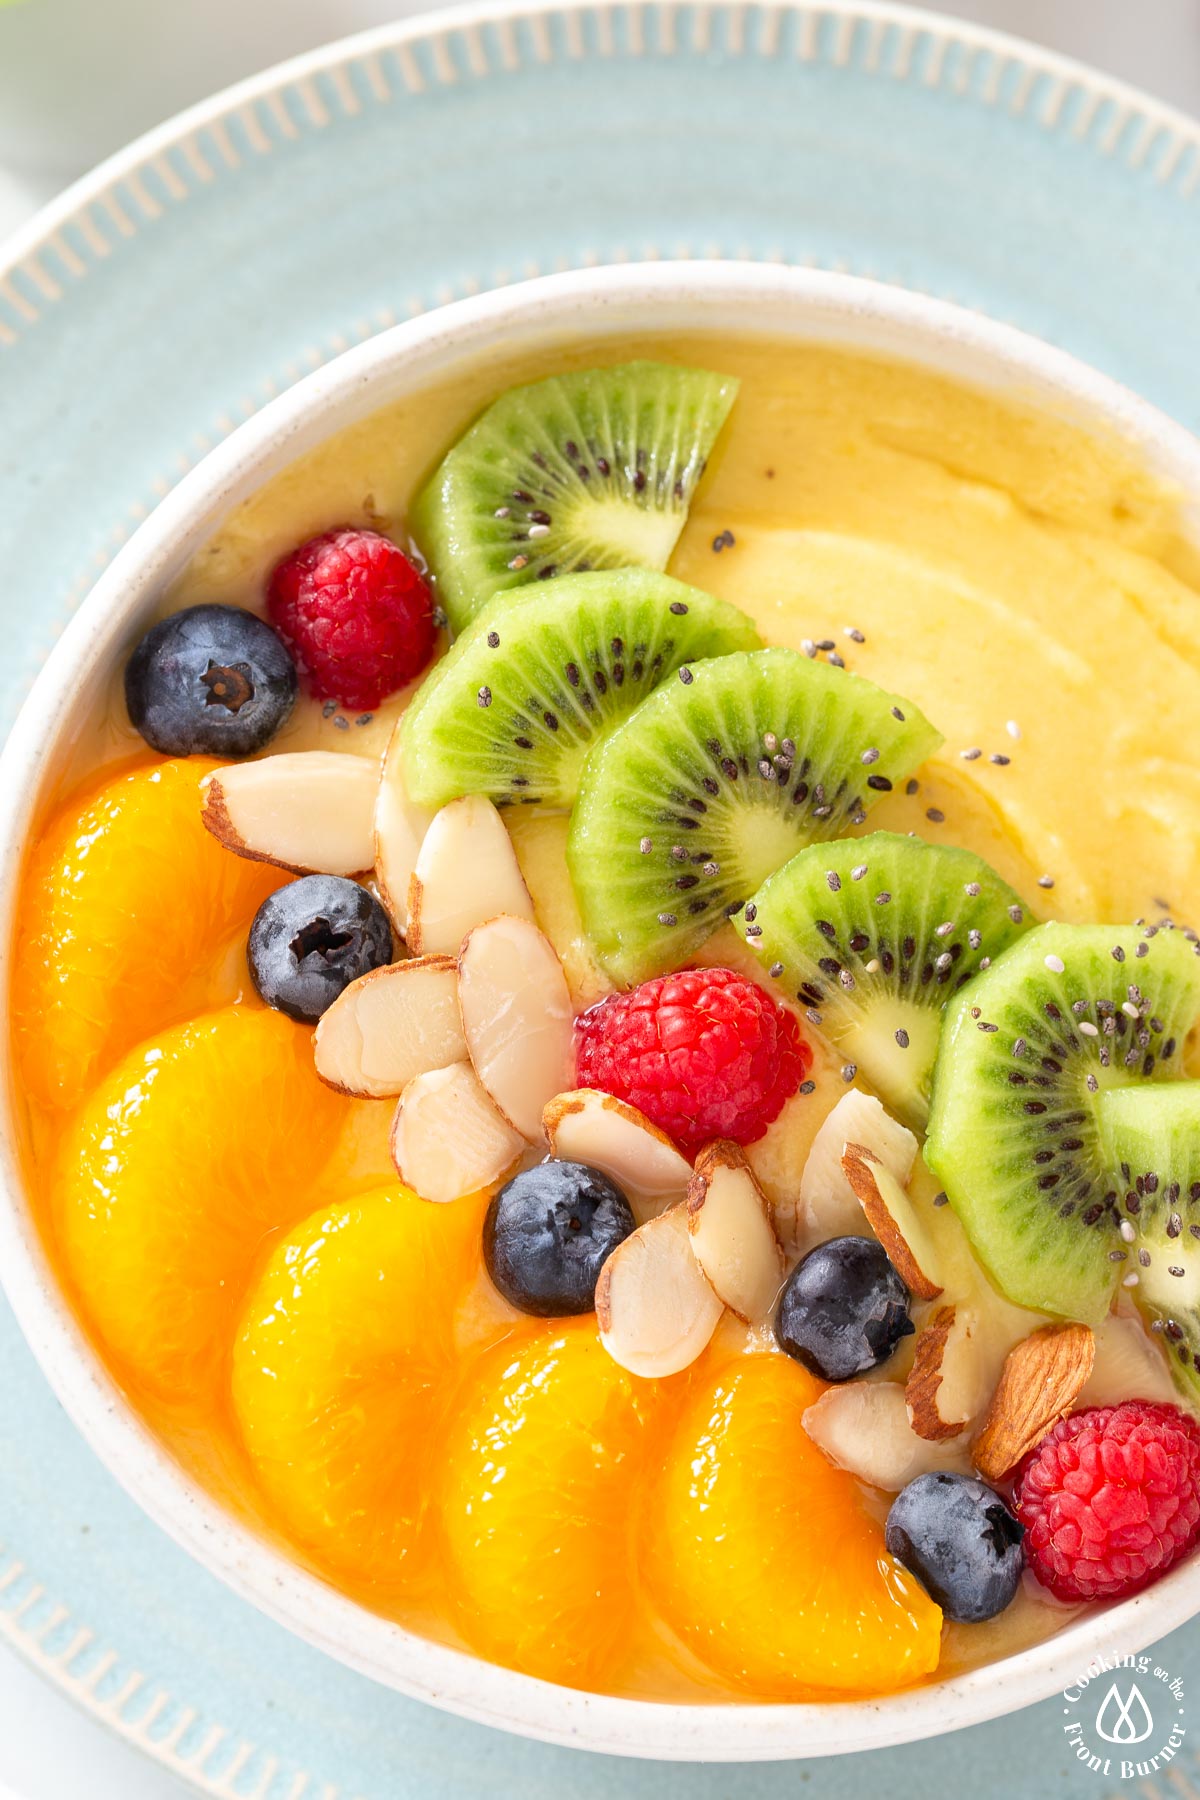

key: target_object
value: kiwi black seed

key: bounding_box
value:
[567,647,941,986]
[1099,1081,1200,1396]
[742,833,1030,1130]
[926,920,1200,1333]
[410,360,739,630]
[398,569,760,810]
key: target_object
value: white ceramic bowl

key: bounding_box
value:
[3,263,1200,1762]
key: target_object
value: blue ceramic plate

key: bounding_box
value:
[4,4,1200,1795]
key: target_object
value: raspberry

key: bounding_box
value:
[1014,1399,1200,1603]
[574,967,810,1156]
[267,527,435,712]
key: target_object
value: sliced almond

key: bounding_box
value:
[1081,1311,1178,1409]
[458,915,573,1140]
[794,1091,918,1250]
[802,1382,967,1491]
[972,1322,1096,1480]
[201,752,378,875]
[596,1206,723,1378]
[313,955,465,1098]
[406,795,534,956]
[906,1305,989,1441]
[842,1143,944,1301]
[374,728,434,934]
[686,1140,784,1324]
[543,1090,691,1222]
[389,1061,524,1204]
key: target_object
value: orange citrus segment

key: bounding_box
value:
[439,1319,656,1688]
[649,1351,943,1695]
[231,1185,487,1590]
[53,1005,345,1402]
[14,758,282,1110]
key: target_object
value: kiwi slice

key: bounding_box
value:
[567,648,941,986]
[1099,1083,1200,1393]
[399,569,760,811]
[411,361,738,629]
[925,921,1200,1328]
[741,834,1030,1130]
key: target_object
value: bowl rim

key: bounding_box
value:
[4,260,1200,1762]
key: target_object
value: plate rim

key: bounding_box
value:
[5,0,1200,323]
[3,3,1200,1791]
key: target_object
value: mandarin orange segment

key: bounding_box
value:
[231,1184,487,1590]
[14,758,282,1111]
[648,1350,943,1695]
[438,1319,656,1688]
[53,1005,345,1402]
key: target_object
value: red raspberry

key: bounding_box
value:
[1014,1400,1200,1603]
[574,967,810,1156]
[267,527,435,712]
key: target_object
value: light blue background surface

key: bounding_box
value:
[4,5,1200,1795]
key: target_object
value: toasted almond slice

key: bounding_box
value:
[406,795,534,956]
[374,729,434,935]
[201,752,378,875]
[842,1143,944,1301]
[686,1140,784,1324]
[1081,1311,1178,1409]
[313,955,466,1098]
[794,1091,918,1250]
[390,1061,524,1204]
[458,915,573,1140]
[596,1206,723,1378]
[906,1305,989,1441]
[972,1322,1096,1480]
[543,1089,691,1221]
[802,1382,967,1491]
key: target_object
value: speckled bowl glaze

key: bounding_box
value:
[2,262,1200,1763]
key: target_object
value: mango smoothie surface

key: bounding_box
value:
[13,335,1200,1704]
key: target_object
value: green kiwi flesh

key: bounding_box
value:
[925,921,1200,1327]
[398,570,760,811]
[411,361,739,630]
[1100,1082,1200,1396]
[567,647,942,986]
[741,833,1030,1130]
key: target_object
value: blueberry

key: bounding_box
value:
[125,603,297,756]
[484,1161,636,1316]
[775,1234,912,1380]
[248,875,392,1022]
[885,1472,1024,1623]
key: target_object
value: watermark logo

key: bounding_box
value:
[1094,1682,1154,1746]
[1062,1653,1185,1779]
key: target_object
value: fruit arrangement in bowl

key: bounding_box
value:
[10,276,1200,1726]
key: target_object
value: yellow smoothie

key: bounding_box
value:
[17,333,1200,1700]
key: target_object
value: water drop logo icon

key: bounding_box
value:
[1094,1682,1155,1746]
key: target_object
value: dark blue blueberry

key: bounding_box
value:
[484,1161,636,1316]
[885,1472,1024,1623]
[125,603,297,756]
[775,1234,912,1380]
[248,875,392,1022]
